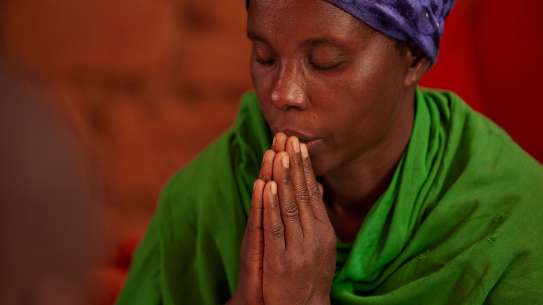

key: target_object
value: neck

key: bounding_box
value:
[322,88,416,215]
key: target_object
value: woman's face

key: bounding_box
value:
[248,0,415,176]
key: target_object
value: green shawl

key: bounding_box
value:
[116,88,543,305]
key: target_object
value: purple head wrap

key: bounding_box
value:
[246,0,456,62]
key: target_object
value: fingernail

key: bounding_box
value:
[271,91,280,102]
[253,180,257,191]
[270,181,277,195]
[291,137,300,153]
[282,154,290,168]
[272,135,277,147]
[277,133,285,146]
[300,143,309,158]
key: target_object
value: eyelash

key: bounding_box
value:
[255,57,275,66]
[254,55,344,71]
[308,59,344,71]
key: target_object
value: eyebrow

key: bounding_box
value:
[246,31,268,44]
[301,37,344,49]
[247,31,345,49]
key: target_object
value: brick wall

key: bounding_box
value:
[1,0,252,246]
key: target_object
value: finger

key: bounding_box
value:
[239,179,264,303]
[300,143,329,223]
[244,179,265,254]
[272,151,304,247]
[263,181,285,254]
[272,132,287,153]
[285,136,314,233]
[259,149,276,181]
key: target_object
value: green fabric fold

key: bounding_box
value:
[116,88,543,305]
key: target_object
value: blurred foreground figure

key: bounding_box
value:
[0,70,101,305]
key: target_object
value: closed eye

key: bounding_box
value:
[309,59,345,71]
[255,57,276,66]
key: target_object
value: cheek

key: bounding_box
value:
[251,65,274,116]
[308,59,404,157]
[332,87,400,153]
[306,89,399,175]
[251,64,275,101]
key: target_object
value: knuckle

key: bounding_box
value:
[296,191,311,204]
[284,203,299,218]
[245,247,263,260]
[293,154,303,166]
[271,198,280,209]
[309,184,321,199]
[303,164,313,176]
[282,172,291,185]
[269,223,284,238]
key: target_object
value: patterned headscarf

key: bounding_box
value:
[246,0,456,62]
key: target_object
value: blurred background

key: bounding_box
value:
[0,0,541,304]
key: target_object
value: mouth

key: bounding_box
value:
[274,128,325,150]
[303,138,325,150]
[275,129,316,142]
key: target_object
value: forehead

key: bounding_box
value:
[247,0,371,45]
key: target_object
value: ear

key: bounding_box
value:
[403,44,431,87]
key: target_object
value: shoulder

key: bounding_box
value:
[420,87,543,186]
[421,87,543,231]
[417,89,543,298]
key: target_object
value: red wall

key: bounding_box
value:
[422,0,543,162]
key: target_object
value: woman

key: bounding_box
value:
[117,1,543,304]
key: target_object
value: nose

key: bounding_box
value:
[270,61,308,111]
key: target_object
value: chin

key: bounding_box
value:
[309,151,333,177]
[309,145,352,178]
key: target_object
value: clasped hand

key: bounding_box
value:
[229,133,337,305]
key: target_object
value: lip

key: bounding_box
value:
[273,128,324,150]
[275,129,319,142]
[304,138,324,151]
